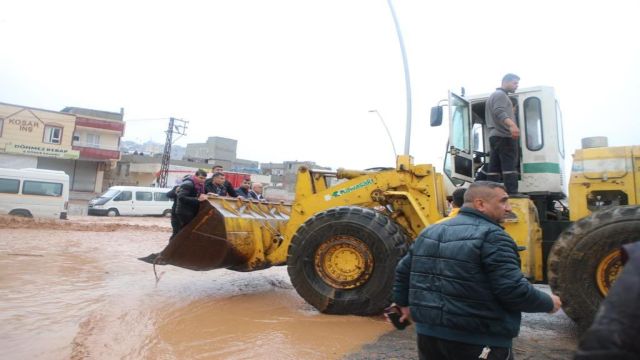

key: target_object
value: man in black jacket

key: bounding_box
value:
[235,177,251,198]
[205,165,237,197]
[138,173,204,264]
[166,185,180,239]
[392,181,562,359]
[176,169,208,228]
[574,241,640,359]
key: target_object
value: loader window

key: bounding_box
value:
[450,97,471,153]
[443,151,465,186]
[524,97,543,151]
[472,123,485,153]
[556,101,565,157]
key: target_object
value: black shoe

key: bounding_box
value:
[138,253,158,264]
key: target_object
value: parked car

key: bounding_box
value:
[88,186,173,216]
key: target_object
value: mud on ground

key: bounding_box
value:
[1,214,579,359]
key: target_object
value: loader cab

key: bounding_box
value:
[434,86,567,199]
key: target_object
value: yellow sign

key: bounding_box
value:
[4,143,80,159]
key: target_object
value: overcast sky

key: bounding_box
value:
[1,0,639,171]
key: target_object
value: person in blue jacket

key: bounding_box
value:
[392,181,562,359]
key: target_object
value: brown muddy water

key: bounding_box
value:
[0,216,389,360]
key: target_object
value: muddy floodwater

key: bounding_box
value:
[0,216,389,360]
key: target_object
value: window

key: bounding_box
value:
[442,148,465,187]
[87,133,100,147]
[136,191,153,201]
[450,94,471,153]
[102,189,120,199]
[0,178,20,193]
[556,101,565,158]
[114,191,132,201]
[0,118,4,137]
[23,181,63,196]
[154,192,170,201]
[524,97,543,151]
[472,123,485,153]
[44,125,63,144]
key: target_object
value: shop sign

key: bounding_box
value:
[6,118,41,133]
[3,143,80,159]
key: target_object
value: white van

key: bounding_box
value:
[88,186,174,217]
[0,168,70,219]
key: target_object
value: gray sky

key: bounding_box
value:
[1,0,639,171]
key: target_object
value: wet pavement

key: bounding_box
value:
[0,215,388,359]
[1,215,579,359]
[345,286,579,359]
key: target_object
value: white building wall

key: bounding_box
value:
[0,153,38,168]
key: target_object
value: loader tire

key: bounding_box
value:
[547,205,640,330]
[287,206,408,315]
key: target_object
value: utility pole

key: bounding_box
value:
[158,117,188,187]
[387,0,412,155]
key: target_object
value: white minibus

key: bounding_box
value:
[88,186,173,216]
[0,168,70,219]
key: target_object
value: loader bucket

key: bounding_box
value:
[159,196,291,271]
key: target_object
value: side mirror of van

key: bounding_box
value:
[430,106,443,127]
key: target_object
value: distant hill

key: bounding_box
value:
[120,140,185,160]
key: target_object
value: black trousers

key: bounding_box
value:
[418,334,514,360]
[487,136,519,194]
[170,214,180,241]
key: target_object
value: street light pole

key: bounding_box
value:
[369,110,398,159]
[387,0,412,156]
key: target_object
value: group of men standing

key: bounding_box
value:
[139,165,265,264]
[204,165,265,201]
[170,165,266,236]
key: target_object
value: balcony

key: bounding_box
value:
[75,117,125,133]
[72,141,121,160]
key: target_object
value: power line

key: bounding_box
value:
[123,117,169,122]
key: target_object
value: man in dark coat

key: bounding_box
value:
[166,185,180,239]
[175,169,208,228]
[249,182,265,201]
[392,181,562,359]
[574,241,640,359]
[235,177,251,198]
[138,171,207,264]
[204,165,237,197]
[205,172,228,196]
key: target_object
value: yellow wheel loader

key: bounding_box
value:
[149,86,639,331]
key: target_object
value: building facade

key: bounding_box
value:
[185,136,237,164]
[0,102,124,194]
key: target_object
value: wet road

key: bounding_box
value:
[0,216,388,360]
[0,215,579,359]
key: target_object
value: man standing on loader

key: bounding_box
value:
[392,181,562,359]
[486,73,521,195]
